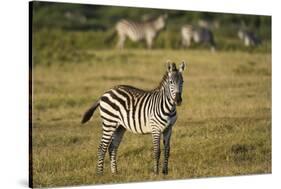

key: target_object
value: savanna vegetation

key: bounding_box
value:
[31,50,271,187]
[30,1,271,188]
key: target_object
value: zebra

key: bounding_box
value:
[81,61,186,175]
[181,25,216,52]
[107,14,167,49]
[238,29,261,47]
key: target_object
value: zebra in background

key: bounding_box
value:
[108,14,167,49]
[238,29,261,47]
[181,25,216,52]
[81,61,186,175]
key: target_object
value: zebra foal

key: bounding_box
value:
[112,14,167,49]
[81,61,186,175]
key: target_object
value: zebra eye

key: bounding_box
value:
[169,80,173,84]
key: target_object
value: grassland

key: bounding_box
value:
[31,49,271,187]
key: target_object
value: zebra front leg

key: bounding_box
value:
[97,123,117,175]
[108,126,126,174]
[162,126,172,175]
[146,35,154,49]
[152,129,161,175]
[116,34,126,49]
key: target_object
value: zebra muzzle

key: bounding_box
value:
[175,93,182,106]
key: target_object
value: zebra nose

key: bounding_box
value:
[175,93,182,105]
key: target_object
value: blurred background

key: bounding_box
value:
[32,1,271,65]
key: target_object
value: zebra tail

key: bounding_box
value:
[104,29,116,44]
[81,99,100,124]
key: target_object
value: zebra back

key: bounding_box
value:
[115,14,167,43]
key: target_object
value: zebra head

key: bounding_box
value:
[166,61,186,106]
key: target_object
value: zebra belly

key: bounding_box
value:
[120,116,152,134]
[127,32,143,42]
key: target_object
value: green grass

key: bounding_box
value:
[31,49,271,187]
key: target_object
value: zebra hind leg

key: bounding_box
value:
[96,122,118,175]
[108,126,126,174]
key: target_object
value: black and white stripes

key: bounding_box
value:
[115,14,167,49]
[81,61,186,175]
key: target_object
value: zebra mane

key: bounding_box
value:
[155,72,169,90]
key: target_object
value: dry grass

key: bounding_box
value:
[31,49,271,187]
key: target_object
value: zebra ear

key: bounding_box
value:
[166,60,176,72]
[179,61,186,72]
[166,60,172,72]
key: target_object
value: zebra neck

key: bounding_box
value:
[164,85,175,111]
[156,72,168,90]
[154,72,175,113]
[158,84,175,114]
